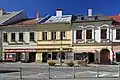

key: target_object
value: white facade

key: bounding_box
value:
[72,21,120,64]
[2,25,38,60]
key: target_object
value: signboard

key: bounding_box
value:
[5,49,36,52]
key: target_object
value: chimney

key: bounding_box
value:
[88,9,92,16]
[0,8,4,16]
[56,8,62,17]
[36,11,40,20]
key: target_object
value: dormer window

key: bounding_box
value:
[81,17,84,20]
[95,16,98,20]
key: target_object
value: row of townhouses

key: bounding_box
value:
[0,8,120,64]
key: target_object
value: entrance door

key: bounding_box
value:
[100,49,110,64]
[42,52,48,63]
[88,53,94,63]
[29,52,36,62]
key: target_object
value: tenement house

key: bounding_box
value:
[2,12,40,62]
[37,9,73,63]
[0,9,28,60]
[71,9,114,64]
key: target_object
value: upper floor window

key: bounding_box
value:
[101,29,107,39]
[116,29,120,40]
[42,32,47,40]
[86,30,92,39]
[19,33,23,42]
[11,33,15,42]
[3,33,7,42]
[30,32,34,41]
[76,30,82,39]
[60,31,65,40]
[51,32,56,40]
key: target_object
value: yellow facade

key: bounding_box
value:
[36,23,72,63]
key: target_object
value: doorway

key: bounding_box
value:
[29,52,36,62]
[88,53,95,63]
[16,53,21,61]
[42,52,48,63]
[100,49,110,64]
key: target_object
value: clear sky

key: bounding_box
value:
[0,0,120,18]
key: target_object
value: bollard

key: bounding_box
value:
[48,66,51,79]
[73,66,75,79]
[20,68,22,79]
[118,66,120,78]
[97,66,99,78]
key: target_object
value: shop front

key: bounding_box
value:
[4,49,37,62]
[37,48,72,63]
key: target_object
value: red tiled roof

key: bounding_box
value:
[109,15,120,25]
[15,19,38,25]
[109,15,120,22]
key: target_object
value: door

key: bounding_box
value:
[88,53,95,63]
[100,49,110,64]
[42,52,48,63]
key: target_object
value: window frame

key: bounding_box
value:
[76,30,82,39]
[60,31,66,40]
[3,33,8,42]
[116,29,120,40]
[42,32,47,40]
[19,32,23,42]
[11,33,16,42]
[29,32,35,41]
[51,31,56,40]
[86,29,92,39]
[101,29,107,39]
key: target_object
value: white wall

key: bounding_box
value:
[2,26,37,51]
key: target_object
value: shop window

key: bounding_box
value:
[30,32,34,41]
[86,30,92,39]
[3,33,7,42]
[101,29,107,39]
[116,29,120,40]
[60,31,65,40]
[11,33,16,42]
[19,33,23,42]
[51,32,56,40]
[76,30,82,39]
[74,53,88,60]
[42,32,47,40]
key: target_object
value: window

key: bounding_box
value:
[116,29,120,40]
[42,32,47,40]
[86,30,92,39]
[76,30,82,39]
[19,33,23,42]
[3,33,7,42]
[51,32,56,40]
[11,33,15,42]
[60,31,65,40]
[30,32,34,41]
[74,53,88,60]
[81,17,84,20]
[101,29,107,39]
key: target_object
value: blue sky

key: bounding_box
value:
[0,0,120,18]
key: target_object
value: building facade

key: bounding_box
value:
[36,9,73,63]
[2,19,38,62]
[0,9,28,60]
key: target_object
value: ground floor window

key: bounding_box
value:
[116,52,120,62]
[74,53,88,60]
